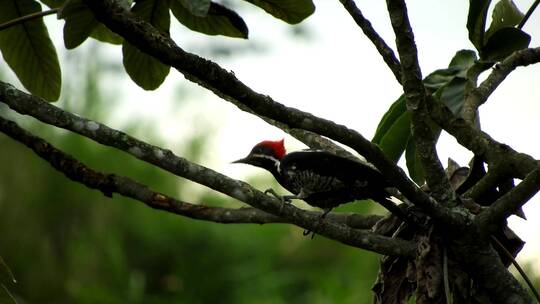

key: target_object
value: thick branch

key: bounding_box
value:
[463,47,540,122]
[385,0,454,203]
[463,165,505,201]
[338,0,402,84]
[0,114,381,228]
[428,99,539,179]
[476,168,540,236]
[0,115,282,224]
[80,0,459,226]
[0,84,414,257]
[452,236,532,304]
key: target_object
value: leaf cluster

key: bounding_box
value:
[373,0,534,185]
[0,0,315,99]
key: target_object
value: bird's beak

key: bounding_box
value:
[231,156,250,164]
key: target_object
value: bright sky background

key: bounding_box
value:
[6,0,540,270]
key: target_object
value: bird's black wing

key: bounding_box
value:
[281,150,388,187]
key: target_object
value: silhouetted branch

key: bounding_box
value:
[339,0,402,84]
[476,168,540,236]
[463,47,540,123]
[0,83,414,257]
[385,0,455,203]
[427,98,539,180]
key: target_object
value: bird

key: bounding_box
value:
[233,139,395,217]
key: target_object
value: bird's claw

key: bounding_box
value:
[264,188,292,214]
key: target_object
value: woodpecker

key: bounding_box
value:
[233,139,393,215]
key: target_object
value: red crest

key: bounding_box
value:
[257,139,286,159]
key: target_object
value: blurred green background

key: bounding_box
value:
[0,44,383,303]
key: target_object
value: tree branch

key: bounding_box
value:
[338,0,402,84]
[428,98,539,180]
[463,47,540,123]
[0,83,414,257]
[518,0,540,29]
[385,0,454,203]
[451,236,532,303]
[476,168,540,236]
[80,0,461,226]
[0,8,59,31]
[0,113,382,228]
[0,115,277,224]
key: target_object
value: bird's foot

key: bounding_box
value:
[302,229,315,239]
[302,208,332,240]
[264,188,293,214]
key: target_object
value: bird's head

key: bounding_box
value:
[233,139,286,170]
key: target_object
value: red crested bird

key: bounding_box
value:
[233,139,397,217]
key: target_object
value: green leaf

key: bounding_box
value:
[405,140,425,185]
[486,0,524,40]
[423,67,461,90]
[467,0,491,49]
[178,0,211,17]
[373,49,475,168]
[242,0,315,24]
[436,77,470,114]
[171,1,248,38]
[0,0,61,101]
[377,111,411,163]
[61,0,99,49]
[481,27,530,61]
[373,95,407,144]
[123,0,170,90]
[0,285,17,304]
[90,23,123,45]
[39,0,65,8]
[0,256,16,285]
[448,49,477,70]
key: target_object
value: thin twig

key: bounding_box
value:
[465,47,540,117]
[518,0,540,29]
[0,8,59,31]
[443,245,451,304]
[339,0,402,84]
[490,235,540,303]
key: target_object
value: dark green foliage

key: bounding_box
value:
[89,24,123,45]
[467,0,492,49]
[122,0,171,90]
[0,0,317,93]
[485,0,524,38]
[0,0,61,101]
[242,0,315,24]
[481,27,531,61]
[176,0,211,17]
[373,50,477,184]
[61,0,124,48]
[467,0,530,62]
[39,0,66,8]
[61,0,100,49]
[170,1,249,38]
